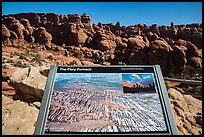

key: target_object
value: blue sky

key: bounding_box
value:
[2,2,202,26]
[122,73,155,85]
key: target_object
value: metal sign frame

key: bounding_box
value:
[34,65,178,135]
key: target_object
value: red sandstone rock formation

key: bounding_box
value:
[2,24,12,46]
[148,38,173,75]
[1,12,202,75]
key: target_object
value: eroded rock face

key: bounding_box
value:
[191,31,202,49]
[125,36,149,64]
[33,27,52,49]
[1,12,202,75]
[68,24,88,47]
[93,29,117,52]
[2,81,16,96]
[81,13,94,34]
[9,20,25,41]
[2,95,39,135]
[9,31,19,45]
[9,67,47,102]
[187,57,202,68]
[2,24,12,46]
[20,18,33,35]
[68,14,81,24]
[168,88,202,135]
[46,12,59,25]
[170,44,187,74]
[148,39,173,75]
[113,41,128,63]
[2,67,16,81]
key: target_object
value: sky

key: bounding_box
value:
[2,2,202,26]
[122,73,155,85]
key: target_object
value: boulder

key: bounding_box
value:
[159,25,168,38]
[33,27,52,48]
[2,67,16,81]
[41,16,47,26]
[9,20,25,40]
[114,42,128,62]
[2,81,16,96]
[45,12,59,25]
[81,13,92,26]
[80,47,93,58]
[68,14,81,24]
[191,32,202,49]
[148,39,172,75]
[2,24,12,46]
[181,28,192,41]
[2,95,39,135]
[67,23,88,46]
[9,31,19,45]
[9,67,47,102]
[20,18,33,35]
[150,24,160,36]
[186,41,200,58]
[167,27,178,40]
[168,88,188,112]
[187,57,202,68]
[125,36,149,64]
[168,88,202,135]
[93,30,117,52]
[170,45,187,74]
[98,40,111,51]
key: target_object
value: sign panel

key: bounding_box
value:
[34,65,178,135]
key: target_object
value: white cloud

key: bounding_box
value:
[130,74,142,82]
[143,75,151,80]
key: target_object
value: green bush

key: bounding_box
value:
[7,59,14,63]
[32,54,42,62]
[14,61,28,68]
[69,60,77,65]
[46,55,53,61]
[168,65,202,80]
[19,54,29,61]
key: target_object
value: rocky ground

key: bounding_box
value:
[2,12,202,135]
[2,47,202,135]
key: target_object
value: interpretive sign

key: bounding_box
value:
[34,65,178,135]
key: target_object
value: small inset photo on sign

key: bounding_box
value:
[122,73,156,93]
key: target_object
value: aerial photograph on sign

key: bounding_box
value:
[44,73,167,133]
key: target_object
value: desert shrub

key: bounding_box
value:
[24,50,30,56]
[32,53,41,62]
[46,55,53,61]
[184,65,202,75]
[14,52,21,56]
[168,65,202,80]
[3,65,9,69]
[19,54,29,61]
[14,61,28,68]
[31,53,45,66]
[30,43,36,49]
[69,60,77,65]
[10,53,14,58]
[7,59,14,63]
[15,51,30,57]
